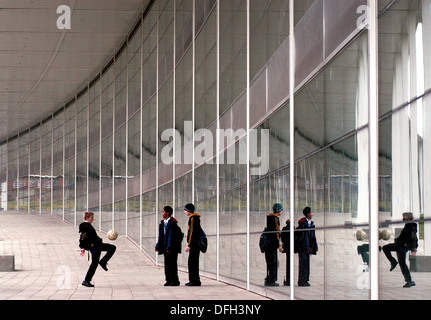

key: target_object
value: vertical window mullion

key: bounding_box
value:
[368,0,380,301]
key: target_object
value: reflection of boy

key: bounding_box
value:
[382,212,418,288]
[356,230,384,272]
[265,203,283,286]
[356,229,369,270]
[297,207,317,287]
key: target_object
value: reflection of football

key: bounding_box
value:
[107,229,118,241]
[356,230,366,241]
[380,229,391,240]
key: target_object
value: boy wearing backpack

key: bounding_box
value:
[265,203,283,286]
[184,203,202,286]
[383,212,418,288]
[155,206,183,286]
[79,211,116,287]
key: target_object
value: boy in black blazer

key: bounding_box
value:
[155,206,182,286]
[297,206,318,287]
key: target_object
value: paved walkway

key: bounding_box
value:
[1,210,430,300]
[0,211,267,300]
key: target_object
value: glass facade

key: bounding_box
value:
[1,0,431,300]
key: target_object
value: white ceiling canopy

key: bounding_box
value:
[0,0,150,142]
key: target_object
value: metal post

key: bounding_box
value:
[246,0,250,291]
[140,12,144,250]
[368,0,379,300]
[289,0,295,300]
[216,0,220,283]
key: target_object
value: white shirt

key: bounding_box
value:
[163,217,171,234]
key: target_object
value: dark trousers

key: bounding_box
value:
[298,251,310,284]
[164,252,179,284]
[383,243,412,282]
[85,243,116,282]
[188,247,200,283]
[265,248,278,284]
[357,244,369,265]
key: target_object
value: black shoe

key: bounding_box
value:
[185,282,201,286]
[403,281,415,288]
[82,280,94,287]
[99,261,108,271]
[164,282,171,286]
[298,282,310,287]
[265,281,279,287]
[170,281,180,286]
[283,280,290,286]
[390,262,398,272]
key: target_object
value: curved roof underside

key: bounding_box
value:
[0,0,149,142]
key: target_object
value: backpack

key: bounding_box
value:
[396,224,419,252]
[79,230,92,251]
[406,230,418,251]
[198,229,208,253]
[173,223,184,245]
[259,228,268,253]
[293,228,302,254]
[280,225,290,253]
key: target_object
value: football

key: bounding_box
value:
[356,229,367,241]
[380,229,391,240]
[107,229,118,241]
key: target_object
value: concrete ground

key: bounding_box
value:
[1,210,430,300]
[0,211,267,300]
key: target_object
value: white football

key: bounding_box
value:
[356,229,366,241]
[107,229,118,241]
[380,229,391,241]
